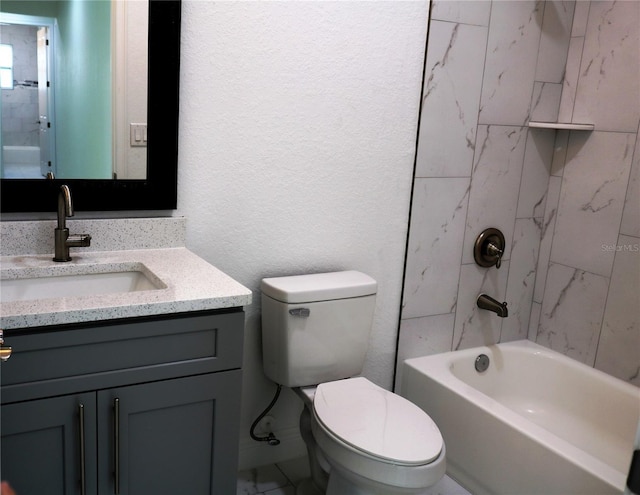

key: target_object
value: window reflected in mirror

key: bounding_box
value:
[0,43,14,89]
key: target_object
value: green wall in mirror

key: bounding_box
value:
[56,0,112,179]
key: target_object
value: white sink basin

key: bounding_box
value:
[1,263,166,303]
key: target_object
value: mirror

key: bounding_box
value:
[0,0,180,212]
[0,1,129,180]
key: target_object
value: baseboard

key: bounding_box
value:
[238,425,307,471]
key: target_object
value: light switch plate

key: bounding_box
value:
[129,123,147,147]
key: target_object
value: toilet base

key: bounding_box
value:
[298,401,329,493]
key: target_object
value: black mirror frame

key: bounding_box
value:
[0,0,181,213]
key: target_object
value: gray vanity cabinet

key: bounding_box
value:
[1,309,244,495]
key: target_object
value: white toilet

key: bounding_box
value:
[261,271,446,495]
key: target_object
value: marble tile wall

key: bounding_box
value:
[396,0,639,388]
[533,0,639,385]
[397,0,559,385]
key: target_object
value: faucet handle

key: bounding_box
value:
[473,228,506,269]
[486,242,503,268]
[67,234,92,248]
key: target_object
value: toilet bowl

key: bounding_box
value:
[297,377,446,495]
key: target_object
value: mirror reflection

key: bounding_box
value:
[0,0,148,180]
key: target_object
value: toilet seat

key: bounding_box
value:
[313,377,443,466]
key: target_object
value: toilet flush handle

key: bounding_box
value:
[289,308,310,317]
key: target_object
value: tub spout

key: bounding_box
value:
[477,294,508,317]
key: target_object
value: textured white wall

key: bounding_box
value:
[176,0,429,467]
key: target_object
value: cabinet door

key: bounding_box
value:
[97,371,242,495]
[1,392,97,495]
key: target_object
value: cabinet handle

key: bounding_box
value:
[0,346,12,361]
[78,404,86,495]
[0,329,11,362]
[114,398,120,495]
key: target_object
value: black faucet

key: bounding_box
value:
[53,185,92,262]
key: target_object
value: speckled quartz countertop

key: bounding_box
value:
[0,247,252,330]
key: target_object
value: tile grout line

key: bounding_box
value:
[274,463,296,490]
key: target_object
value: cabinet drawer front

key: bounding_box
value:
[2,311,244,403]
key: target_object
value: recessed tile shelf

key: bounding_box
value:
[528,121,595,131]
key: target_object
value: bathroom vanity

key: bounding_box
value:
[0,230,252,495]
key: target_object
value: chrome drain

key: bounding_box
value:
[475,354,490,372]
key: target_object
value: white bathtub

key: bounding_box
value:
[401,340,640,495]
[2,145,41,178]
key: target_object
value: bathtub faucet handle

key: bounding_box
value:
[486,242,503,269]
[474,228,506,269]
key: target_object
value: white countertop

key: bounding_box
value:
[0,247,252,330]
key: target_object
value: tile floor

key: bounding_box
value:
[236,456,472,495]
[237,457,307,495]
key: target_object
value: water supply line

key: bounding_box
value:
[250,384,282,446]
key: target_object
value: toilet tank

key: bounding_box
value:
[261,271,377,388]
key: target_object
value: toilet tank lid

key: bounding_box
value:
[261,271,377,303]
